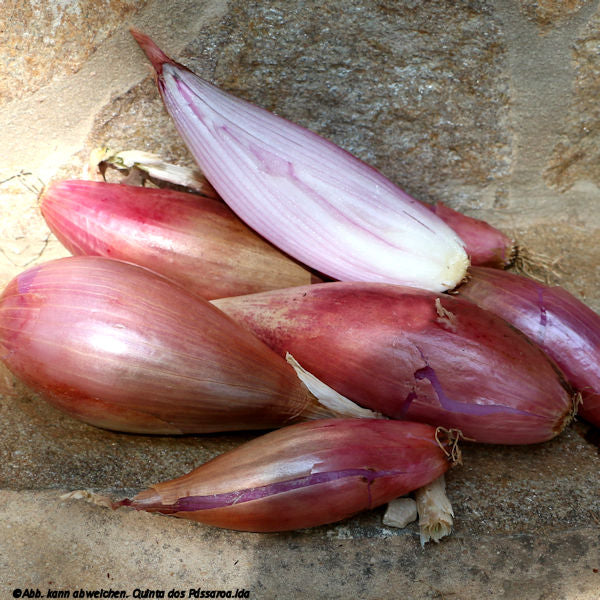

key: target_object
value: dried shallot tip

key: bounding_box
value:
[458,266,600,428]
[213,281,573,444]
[40,179,320,300]
[87,147,218,197]
[426,202,516,269]
[114,419,452,532]
[511,244,565,285]
[130,29,469,293]
[0,256,365,434]
[415,474,454,546]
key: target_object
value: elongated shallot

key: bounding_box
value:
[0,256,371,434]
[130,30,469,293]
[426,202,515,268]
[114,418,453,532]
[41,179,320,300]
[213,281,574,444]
[458,266,600,427]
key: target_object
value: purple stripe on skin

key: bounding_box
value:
[402,210,435,235]
[127,468,409,513]
[537,287,548,328]
[399,391,419,418]
[400,347,533,417]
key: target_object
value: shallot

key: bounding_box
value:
[115,418,454,532]
[458,266,600,427]
[130,30,469,293]
[426,202,515,268]
[0,256,371,434]
[213,281,574,444]
[41,179,319,300]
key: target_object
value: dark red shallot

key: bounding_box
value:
[213,281,574,444]
[426,202,515,268]
[115,418,453,532]
[458,266,600,427]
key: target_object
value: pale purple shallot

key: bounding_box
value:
[130,30,469,293]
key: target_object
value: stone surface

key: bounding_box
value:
[519,0,588,27]
[0,0,145,108]
[545,4,600,194]
[0,485,599,599]
[2,1,600,597]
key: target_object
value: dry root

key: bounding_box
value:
[511,244,565,285]
[435,427,469,466]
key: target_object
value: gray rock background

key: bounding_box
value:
[1,1,600,598]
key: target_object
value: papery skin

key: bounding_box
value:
[41,179,319,300]
[0,256,331,434]
[458,266,600,428]
[213,281,573,444]
[118,419,450,532]
[131,30,469,293]
[426,202,515,268]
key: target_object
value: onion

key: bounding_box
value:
[41,179,320,300]
[426,202,515,268]
[213,281,574,444]
[0,256,371,434]
[115,419,453,532]
[458,266,600,428]
[130,30,469,293]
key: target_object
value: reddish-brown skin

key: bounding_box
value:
[0,256,327,434]
[41,180,319,300]
[427,202,515,268]
[213,282,573,444]
[459,266,600,428]
[119,419,450,532]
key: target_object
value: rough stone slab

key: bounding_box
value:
[0,489,599,599]
[518,0,588,27]
[0,1,147,108]
[177,0,513,208]
[545,4,600,193]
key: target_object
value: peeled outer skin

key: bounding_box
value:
[41,180,318,300]
[131,30,469,293]
[0,256,322,434]
[213,282,574,444]
[458,266,600,428]
[121,419,450,532]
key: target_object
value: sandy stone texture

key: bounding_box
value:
[519,0,589,27]
[545,4,600,192]
[0,0,146,108]
[181,0,513,207]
